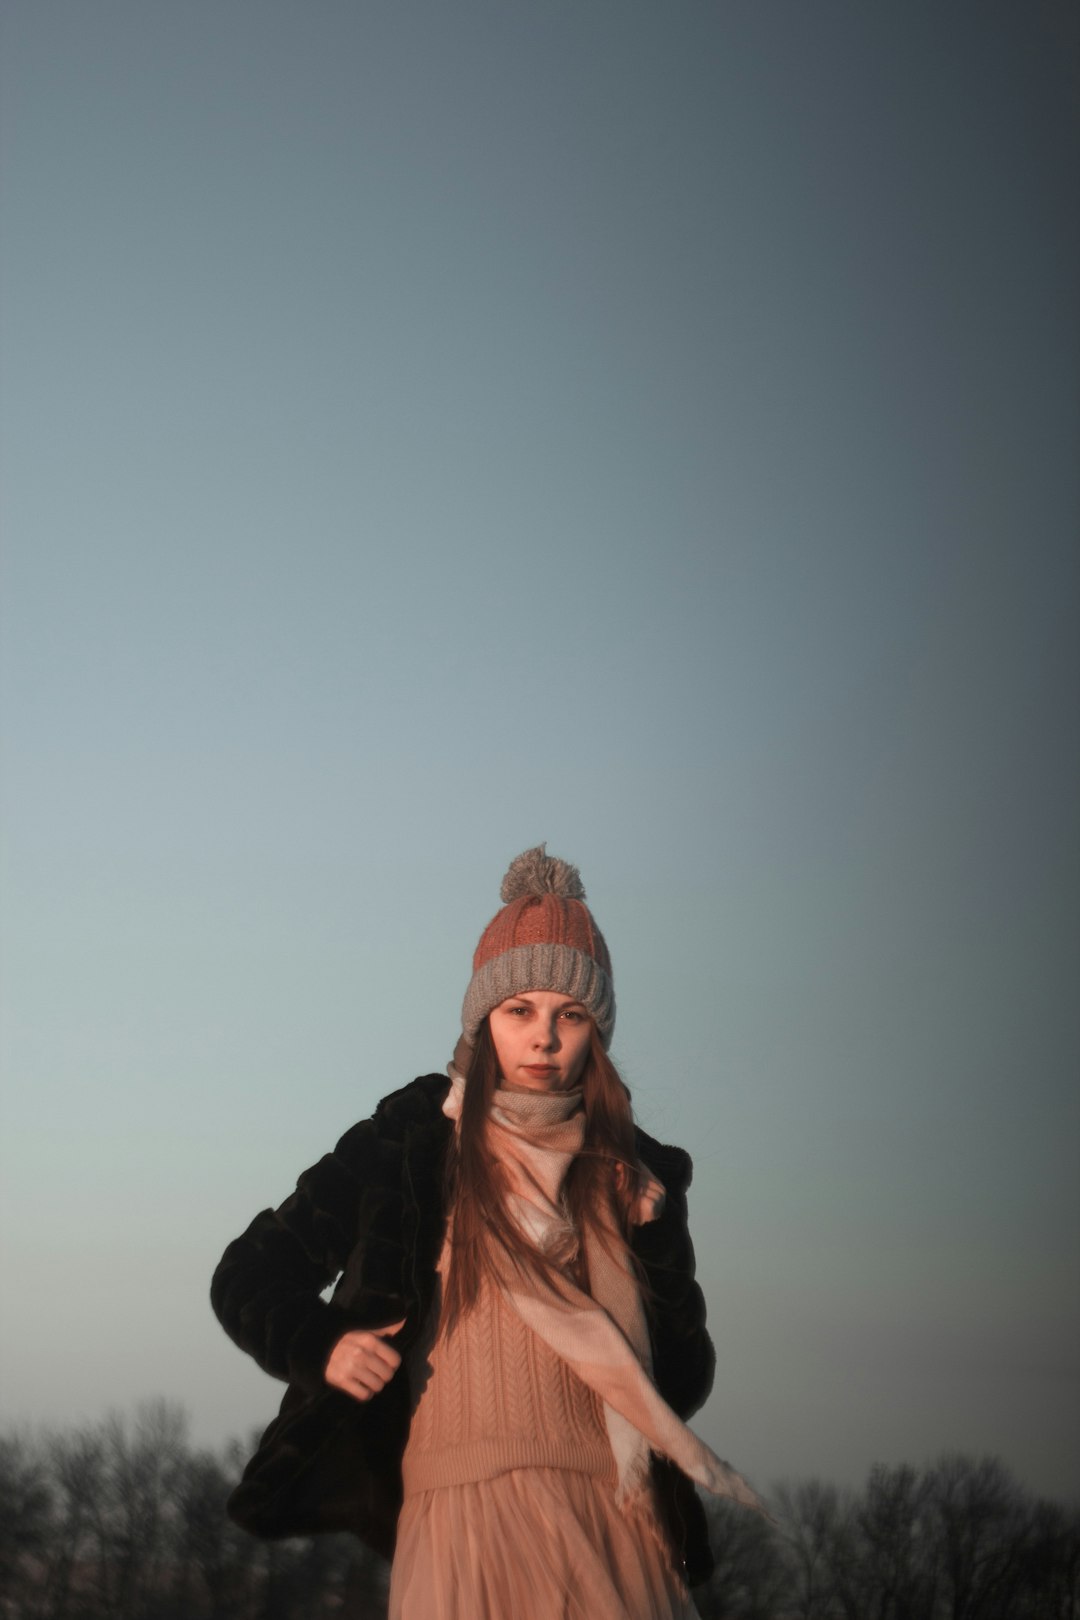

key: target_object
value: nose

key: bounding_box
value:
[532,1017,560,1052]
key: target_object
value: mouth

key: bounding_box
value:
[523,1065,557,1077]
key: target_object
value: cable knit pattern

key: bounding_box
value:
[402,1252,614,1496]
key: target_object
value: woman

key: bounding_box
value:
[212,846,766,1618]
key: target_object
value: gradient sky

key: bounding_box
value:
[1,1,1077,1505]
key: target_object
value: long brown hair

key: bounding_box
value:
[441,1017,641,1337]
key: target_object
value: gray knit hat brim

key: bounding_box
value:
[461,943,616,1050]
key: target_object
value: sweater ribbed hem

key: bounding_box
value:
[402,1435,615,1496]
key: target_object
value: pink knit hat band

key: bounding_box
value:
[471,892,611,972]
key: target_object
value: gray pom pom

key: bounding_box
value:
[500,844,586,903]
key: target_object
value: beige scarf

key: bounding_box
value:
[443,1069,768,1517]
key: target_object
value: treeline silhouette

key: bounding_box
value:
[1,1400,1076,1619]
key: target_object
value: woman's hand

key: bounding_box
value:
[324,1319,406,1402]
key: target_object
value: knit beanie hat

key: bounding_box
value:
[461,845,616,1049]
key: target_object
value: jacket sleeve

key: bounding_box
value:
[210,1079,441,1399]
[631,1132,716,1420]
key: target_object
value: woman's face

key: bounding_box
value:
[488,991,592,1092]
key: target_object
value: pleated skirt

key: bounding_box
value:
[388,1466,699,1620]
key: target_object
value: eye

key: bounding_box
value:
[560,1008,586,1023]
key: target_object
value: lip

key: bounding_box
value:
[523,1065,557,1077]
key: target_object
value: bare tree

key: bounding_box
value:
[5,1410,1080,1620]
[46,1424,108,1620]
[927,1452,1032,1620]
[846,1462,938,1620]
[696,1495,788,1619]
[773,1476,854,1620]
[1017,1496,1080,1620]
[0,1431,52,1617]
[171,1446,261,1620]
[82,1399,187,1620]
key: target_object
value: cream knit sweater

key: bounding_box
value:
[401,1255,616,1497]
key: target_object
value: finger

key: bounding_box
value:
[344,1362,390,1398]
[328,1370,373,1400]
[352,1340,401,1380]
[334,1330,399,1369]
[363,1340,402,1374]
[351,1369,389,1398]
[371,1318,407,1338]
[343,1378,376,1402]
[353,1359,396,1393]
[326,1350,390,1397]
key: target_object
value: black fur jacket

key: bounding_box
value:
[210,1074,717,1584]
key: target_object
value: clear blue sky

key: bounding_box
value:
[1,0,1077,1503]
